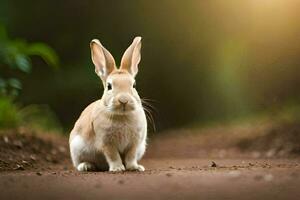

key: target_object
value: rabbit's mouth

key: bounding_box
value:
[107,103,135,115]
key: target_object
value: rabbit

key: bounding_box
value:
[69,37,147,172]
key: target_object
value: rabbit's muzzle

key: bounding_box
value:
[113,93,135,113]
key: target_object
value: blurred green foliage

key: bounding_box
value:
[19,104,63,132]
[0,23,61,131]
[0,23,58,96]
[0,95,62,132]
[0,96,20,128]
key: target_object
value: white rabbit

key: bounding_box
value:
[69,37,147,172]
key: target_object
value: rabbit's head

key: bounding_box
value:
[90,37,143,115]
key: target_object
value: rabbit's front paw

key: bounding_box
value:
[109,164,125,172]
[77,162,96,172]
[126,164,145,172]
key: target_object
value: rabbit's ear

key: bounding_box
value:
[120,37,142,77]
[90,39,116,81]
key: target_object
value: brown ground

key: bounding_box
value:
[0,122,300,200]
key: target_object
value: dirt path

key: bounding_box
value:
[1,158,300,200]
[1,124,300,200]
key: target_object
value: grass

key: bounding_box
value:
[0,96,63,133]
[0,96,20,129]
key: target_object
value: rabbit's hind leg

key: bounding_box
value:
[70,135,97,172]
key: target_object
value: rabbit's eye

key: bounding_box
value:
[133,82,136,88]
[107,83,112,90]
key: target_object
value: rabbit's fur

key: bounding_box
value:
[69,37,147,172]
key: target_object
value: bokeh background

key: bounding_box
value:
[1,0,300,131]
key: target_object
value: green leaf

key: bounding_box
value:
[15,54,32,73]
[8,78,22,90]
[27,43,59,69]
[0,24,60,97]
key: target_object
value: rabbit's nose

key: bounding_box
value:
[118,96,128,105]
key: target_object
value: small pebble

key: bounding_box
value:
[22,160,29,165]
[14,164,25,170]
[3,136,9,143]
[30,155,37,161]
[36,172,42,176]
[211,161,217,167]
